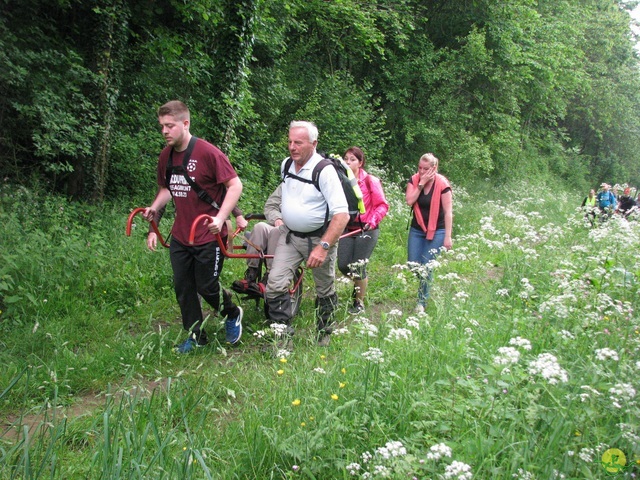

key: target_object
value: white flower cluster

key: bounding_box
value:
[609,383,636,409]
[362,347,385,364]
[558,330,575,340]
[579,385,602,402]
[312,367,326,374]
[405,317,420,329]
[332,327,350,336]
[496,288,510,297]
[376,440,407,459]
[372,465,389,477]
[352,317,378,337]
[512,468,535,479]
[595,348,619,361]
[426,443,452,460]
[346,462,360,475]
[275,349,291,358]
[578,447,594,463]
[454,291,470,302]
[387,309,403,316]
[618,423,640,443]
[528,353,568,385]
[441,272,462,281]
[385,328,412,341]
[494,347,521,366]
[270,323,289,337]
[518,278,535,299]
[444,460,473,479]
[509,337,532,350]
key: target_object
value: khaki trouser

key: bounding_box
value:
[245,222,281,271]
[265,225,337,325]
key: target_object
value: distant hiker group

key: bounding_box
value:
[582,183,638,225]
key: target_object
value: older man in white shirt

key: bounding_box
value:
[265,121,349,347]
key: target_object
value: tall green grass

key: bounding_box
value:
[0,179,638,479]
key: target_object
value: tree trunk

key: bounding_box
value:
[90,0,130,202]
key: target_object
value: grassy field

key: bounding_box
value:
[0,178,638,479]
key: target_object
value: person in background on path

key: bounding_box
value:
[405,153,453,314]
[143,100,244,354]
[232,184,283,295]
[337,147,389,315]
[581,188,597,226]
[265,121,349,348]
[596,183,617,219]
[617,187,637,218]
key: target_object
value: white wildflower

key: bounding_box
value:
[373,464,389,477]
[406,317,420,329]
[528,353,568,384]
[385,328,412,341]
[253,329,267,339]
[558,330,575,340]
[332,327,350,336]
[509,337,532,350]
[376,440,406,458]
[346,462,360,475]
[270,323,289,337]
[426,443,452,460]
[578,447,594,463]
[512,468,535,479]
[494,347,521,365]
[609,383,636,408]
[595,348,619,361]
[362,347,385,364]
[444,460,473,480]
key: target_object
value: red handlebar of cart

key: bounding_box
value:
[125,208,170,248]
[188,214,272,259]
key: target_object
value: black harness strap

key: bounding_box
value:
[166,136,221,210]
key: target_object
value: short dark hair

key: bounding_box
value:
[157,100,190,121]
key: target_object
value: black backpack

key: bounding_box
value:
[282,155,364,224]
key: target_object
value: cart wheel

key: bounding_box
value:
[263,268,304,320]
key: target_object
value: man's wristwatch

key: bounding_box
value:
[320,241,330,250]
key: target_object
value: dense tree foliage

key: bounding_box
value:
[1,0,639,202]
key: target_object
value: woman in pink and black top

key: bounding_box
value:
[405,153,453,313]
[338,147,389,314]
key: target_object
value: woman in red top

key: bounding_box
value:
[338,147,389,314]
[405,153,453,313]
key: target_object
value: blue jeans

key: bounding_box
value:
[407,227,445,306]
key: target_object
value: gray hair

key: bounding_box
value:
[289,121,319,142]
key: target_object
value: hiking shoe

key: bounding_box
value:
[225,306,243,344]
[246,281,266,297]
[348,300,365,315]
[173,337,205,354]
[232,279,251,293]
[415,304,425,315]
